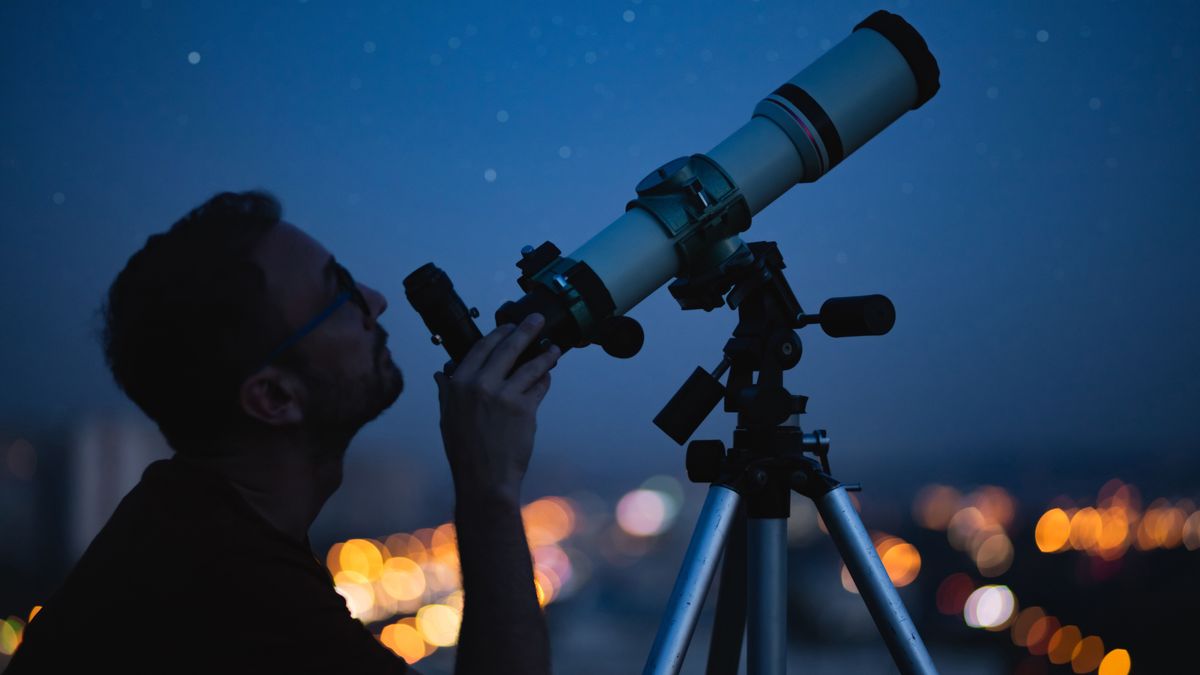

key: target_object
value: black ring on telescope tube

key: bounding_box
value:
[771,83,845,170]
[853,10,941,109]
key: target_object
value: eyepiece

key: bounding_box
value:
[403,263,483,364]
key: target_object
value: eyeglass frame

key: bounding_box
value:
[250,260,370,374]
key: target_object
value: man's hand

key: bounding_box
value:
[433,313,560,675]
[433,313,561,507]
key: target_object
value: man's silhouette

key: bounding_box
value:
[8,191,560,674]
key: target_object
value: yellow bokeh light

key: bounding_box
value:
[0,617,23,656]
[326,542,344,575]
[1048,625,1082,665]
[416,604,462,647]
[381,621,428,664]
[1035,508,1071,553]
[1098,648,1131,675]
[340,538,386,581]
[380,557,427,602]
[28,606,41,622]
[1071,635,1105,673]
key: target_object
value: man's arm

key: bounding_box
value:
[433,313,561,675]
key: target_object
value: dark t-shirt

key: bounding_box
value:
[7,457,410,674]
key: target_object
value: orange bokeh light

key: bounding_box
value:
[1035,509,1071,553]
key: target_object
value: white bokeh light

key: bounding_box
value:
[963,585,1015,629]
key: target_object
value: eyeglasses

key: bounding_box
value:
[251,262,370,373]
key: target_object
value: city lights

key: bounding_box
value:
[1032,480,1198,559]
[325,494,582,664]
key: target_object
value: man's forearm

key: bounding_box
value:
[453,495,550,675]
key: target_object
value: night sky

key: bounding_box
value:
[2,0,1198,490]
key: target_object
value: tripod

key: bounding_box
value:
[642,242,937,675]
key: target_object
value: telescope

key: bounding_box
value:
[408,10,943,674]
[405,10,938,364]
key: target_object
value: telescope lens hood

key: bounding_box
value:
[854,10,941,109]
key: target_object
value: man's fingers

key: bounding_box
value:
[455,324,516,380]
[504,345,561,394]
[525,372,552,405]
[478,314,545,385]
[433,371,449,408]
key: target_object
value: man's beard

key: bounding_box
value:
[301,328,403,455]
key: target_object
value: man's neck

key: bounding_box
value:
[179,440,346,542]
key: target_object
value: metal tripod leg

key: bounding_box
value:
[746,518,787,675]
[643,485,742,675]
[817,486,939,675]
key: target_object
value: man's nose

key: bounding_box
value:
[359,283,387,328]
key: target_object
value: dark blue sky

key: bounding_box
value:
[2,0,1198,486]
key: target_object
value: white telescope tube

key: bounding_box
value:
[569,11,938,316]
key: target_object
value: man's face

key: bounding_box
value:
[253,221,404,440]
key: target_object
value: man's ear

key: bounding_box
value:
[239,368,305,426]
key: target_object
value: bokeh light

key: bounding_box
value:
[0,616,24,656]
[1010,606,1045,647]
[416,604,462,647]
[913,484,962,530]
[616,489,672,537]
[380,557,426,602]
[381,620,428,664]
[1098,648,1131,675]
[974,532,1014,577]
[340,538,386,581]
[1035,508,1071,552]
[1026,615,1061,656]
[1071,635,1105,673]
[936,573,975,615]
[1048,625,1083,665]
[840,534,921,593]
[964,585,1016,629]
[523,497,577,546]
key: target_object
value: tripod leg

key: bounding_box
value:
[705,505,747,675]
[817,486,939,675]
[746,518,787,675]
[644,485,742,675]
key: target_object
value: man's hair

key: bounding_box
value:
[101,190,292,453]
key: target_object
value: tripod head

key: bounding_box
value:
[653,241,894,484]
[655,241,894,441]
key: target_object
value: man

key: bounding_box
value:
[8,191,560,673]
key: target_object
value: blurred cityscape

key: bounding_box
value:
[2,416,1196,674]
